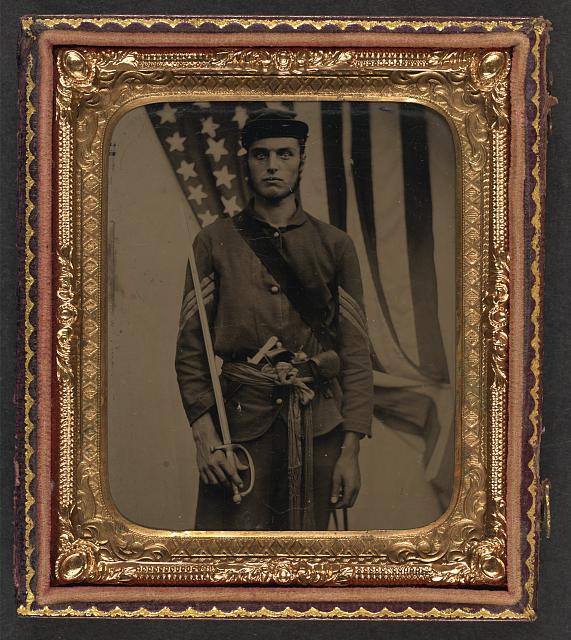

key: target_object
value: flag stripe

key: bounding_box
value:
[370,103,420,366]
[350,103,382,299]
[321,102,347,231]
[400,104,449,382]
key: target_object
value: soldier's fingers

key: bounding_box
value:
[218,457,243,488]
[347,489,359,508]
[330,471,342,506]
[336,493,350,509]
[199,470,209,484]
[233,453,249,471]
[208,462,229,485]
[204,469,219,485]
[335,480,354,509]
[220,452,237,474]
[231,450,250,472]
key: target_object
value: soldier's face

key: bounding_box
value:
[247,137,304,202]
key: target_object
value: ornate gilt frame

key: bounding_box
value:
[16,15,550,620]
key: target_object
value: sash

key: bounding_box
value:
[232,212,335,351]
[223,361,315,530]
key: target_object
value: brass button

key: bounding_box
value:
[270,285,280,294]
[273,231,280,238]
[275,397,284,406]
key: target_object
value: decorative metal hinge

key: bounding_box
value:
[540,478,551,539]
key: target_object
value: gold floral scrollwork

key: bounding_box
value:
[483,499,508,579]
[56,534,139,584]
[213,559,355,585]
[56,49,141,120]
[469,51,510,129]
[490,252,510,384]
[208,49,354,74]
[432,502,506,585]
[56,50,94,119]
[427,50,475,70]
[55,250,77,384]
[55,535,98,582]
[56,460,172,584]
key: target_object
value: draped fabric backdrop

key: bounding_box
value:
[144,99,455,505]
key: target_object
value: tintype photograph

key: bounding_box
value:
[107,100,456,532]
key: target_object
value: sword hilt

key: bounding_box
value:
[214,442,255,503]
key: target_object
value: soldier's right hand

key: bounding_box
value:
[191,413,247,490]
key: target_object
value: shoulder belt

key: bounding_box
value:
[232,213,335,351]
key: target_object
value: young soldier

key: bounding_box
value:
[176,109,373,530]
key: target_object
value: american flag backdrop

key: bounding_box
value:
[146,100,455,500]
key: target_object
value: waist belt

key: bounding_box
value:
[222,360,315,530]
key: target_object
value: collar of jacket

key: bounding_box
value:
[242,199,308,230]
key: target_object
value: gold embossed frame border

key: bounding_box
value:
[58,46,506,584]
[17,15,550,620]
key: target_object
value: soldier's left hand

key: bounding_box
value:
[330,441,361,509]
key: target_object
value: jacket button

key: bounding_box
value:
[275,397,284,406]
[273,231,280,238]
[270,285,280,294]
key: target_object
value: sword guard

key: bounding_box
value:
[214,442,255,503]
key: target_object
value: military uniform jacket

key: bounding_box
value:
[175,203,373,442]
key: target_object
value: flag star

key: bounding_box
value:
[232,106,249,129]
[221,195,241,216]
[197,210,219,227]
[201,116,220,138]
[213,165,236,190]
[187,184,207,205]
[176,160,197,181]
[165,131,186,153]
[237,146,247,157]
[205,137,228,163]
[193,102,211,108]
[156,103,177,124]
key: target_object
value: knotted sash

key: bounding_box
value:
[222,361,316,530]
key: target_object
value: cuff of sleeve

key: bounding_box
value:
[341,421,372,438]
[186,389,216,425]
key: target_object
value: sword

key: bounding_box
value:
[186,239,254,504]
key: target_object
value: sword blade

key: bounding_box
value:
[186,241,232,447]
